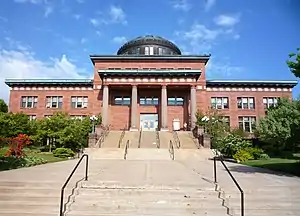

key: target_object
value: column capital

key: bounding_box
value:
[131,84,138,88]
[190,85,197,89]
[161,84,167,89]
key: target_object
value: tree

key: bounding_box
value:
[0,99,8,113]
[0,112,31,138]
[255,98,300,153]
[287,48,300,78]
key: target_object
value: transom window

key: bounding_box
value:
[140,97,159,106]
[238,116,256,133]
[168,97,184,106]
[113,96,131,105]
[211,97,229,109]
[237,97,255,109]
[21,96,38,108]
[71,96,88,108]
[263,97,279,109]
[46,96,63,108]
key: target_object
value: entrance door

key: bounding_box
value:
[140,114,158,131]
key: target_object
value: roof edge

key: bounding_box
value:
[206,79,298,87]
[5,78,93,87]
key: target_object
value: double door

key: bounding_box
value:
[140,114,158,131]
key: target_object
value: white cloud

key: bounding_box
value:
[112,36,127,44]
[0,50,87,103]
[90,5,127,26]
[206,59,243,78]
[14,0,54,17]
[14,0,42,3]
[204,0,216,11]
[214,14,240,27]
[171,0,192,12]
[44,5,53,17]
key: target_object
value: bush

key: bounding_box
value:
[215,133,252,157]
[259,153,270,160]
[53,148,75,158]
[233,149,254,162]
[24,155,47,167]
[0,155,47,171]
[246,147,265,159]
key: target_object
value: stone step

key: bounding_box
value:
[126,148,171,160]
[0,213,57,216]
[0,209,58,215]
[101,131,122,148]
[0,193,71,202]
[86,148,124,159]
[140,131,157,148]
[230,209,299,216]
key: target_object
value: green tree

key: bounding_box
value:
[255,98,300,153]
[287,48,300,78]
[0,99,8,113]
[0,112,31,138]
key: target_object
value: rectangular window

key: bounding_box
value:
[263,97,279,109]
[136,47,140,55]
[113,96,131,105]
[20,96,38,108]
[139,97,159,106]
[149,46,154,55]
[145,47,149,55]
[46,96,63,108]
[237,97,255,109]
[70,115,87,120]
[221,116,230,128]
[167,97,184,106]
[28,115,36,121]
[71,96,88,108]
[238,116,256,133]
[211,97,229,109]
[158,47,162,55]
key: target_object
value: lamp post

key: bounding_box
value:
[90,115,98,134]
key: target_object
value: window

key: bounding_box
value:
[158,47,162,55]
[145,47,149,55]
[71,96,88,108]
[70,115,87,120]
[139,97,159,106]
[211,97,229,109]
[21,96,38,108]
[221,116,230,128]
[167,97,184,106]
[149,46,154,55]
[28,115,36,121]
[263,97,279,109]
[113,96,131,105]
[46,96,63,108]
[238,116,256,133]
[136,47,140,55]
[237,97,255,109]
[44,115,53,118]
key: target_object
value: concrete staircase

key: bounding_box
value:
[101,131,122,148]
[121,131,140,148]
[85,148,124,160]
[177,131,198,149]
[126,148,171,160]
[140,131,157,148]
[159,131,173,149]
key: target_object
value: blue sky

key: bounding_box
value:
[0,0,299,102]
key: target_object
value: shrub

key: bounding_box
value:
[0,155,47,170]
[233,149,254,162]
[5,134,31,158]
[259,153,270,160]
[215,133,252,157]
[24,156,47,167]
[245,147,265,159]
[53,148,75,158]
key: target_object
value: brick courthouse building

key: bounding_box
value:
[5,35,298,133]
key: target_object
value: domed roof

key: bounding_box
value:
[117,35,182,56]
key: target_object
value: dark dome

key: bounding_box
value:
[117,35,182,56]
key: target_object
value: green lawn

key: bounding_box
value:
[242,157,300,176]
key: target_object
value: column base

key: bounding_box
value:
[160,128,169,132]
[130,127,138,131]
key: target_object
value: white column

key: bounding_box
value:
[190,85,197,130]
[161,85,168,131]
[101,85,109,126]
[130,85,138,131]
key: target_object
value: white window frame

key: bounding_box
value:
[21,96,38,108]
[46,96,63,108]
[263,97,278,109]
[145,47,149,55]
[149,46,154,55]
[211,97,229,109]
[71,96,88,108]
[238,116,256,133]
[237,97,255,109]
[28,115,37,121]
[70,115,87,120]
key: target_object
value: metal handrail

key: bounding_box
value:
[156,130,160,148]
[118,127,126,148]
[138,128,142,148]
[213,152,244,216]
[172,131,181,148]
[59,154,89,216]
[124,140,129,160]
[169,140,174,160]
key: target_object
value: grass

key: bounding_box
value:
[0,147,68,171]
[242,156,300,176]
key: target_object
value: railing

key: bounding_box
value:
[213,152,244,216]
[124,140,129,160]
[156,130,160,148]
[59,154,89,216]
[118,127,126,148]
[169,140,175,160]
[172,131,181,148]
[138,127,142,148]
[96,125,110,148]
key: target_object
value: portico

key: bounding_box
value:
[100,82,198,131]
